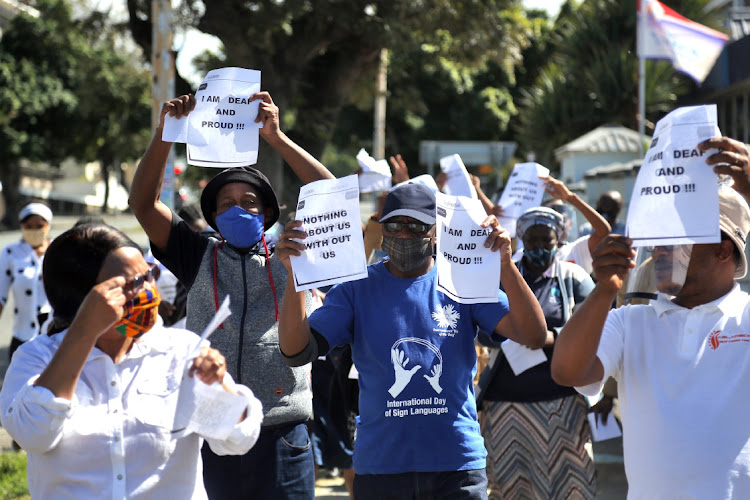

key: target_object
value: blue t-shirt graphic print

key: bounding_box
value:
[309,261,509,474]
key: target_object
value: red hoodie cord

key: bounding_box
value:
[261,233,279,322]
[212,236,279,325]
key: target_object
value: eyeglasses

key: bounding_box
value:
[383,222,434,235]
[124,264,160,291]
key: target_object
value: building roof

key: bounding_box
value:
[554,124,650,159]
[583,159,642,178]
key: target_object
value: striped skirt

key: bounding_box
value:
[481,395,596,499]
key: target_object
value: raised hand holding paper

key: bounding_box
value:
[496,162,549,236]
[436,193,500,303]
[291,175,368,291]
[440,154,477,199]
[626,104,721,247]
[162,67,262,168]
[356,148,392,193]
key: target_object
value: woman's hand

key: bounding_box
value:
[69,276,127,340]
[189,346,227,386]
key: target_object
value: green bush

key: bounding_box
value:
[0,452,29,500]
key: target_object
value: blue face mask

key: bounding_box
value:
[215,205,265,248]
[524,246,557,270]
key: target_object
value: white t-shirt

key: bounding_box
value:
[577,284,750,499]
[557,235,593,274]
[0,325,264,499]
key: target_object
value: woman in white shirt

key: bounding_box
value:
[0,223,263,499]
[0,202,53,360]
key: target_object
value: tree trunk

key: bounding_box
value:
[0,160,23,229]
[101,160,111,214]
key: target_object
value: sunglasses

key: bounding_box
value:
[383,222,434,235]
[124,264,160,291]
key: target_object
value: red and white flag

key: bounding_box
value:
[637,0,729,83]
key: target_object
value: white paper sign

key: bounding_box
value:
[172,372,248,441]
[356,148,392,193]
[172,296,246,440]
[163,67,263,168]
[291,175,368,291]
[587,413,623,442]
[496,162,550,237]
[626,105,722,247]
[500,339,547,376]
[440,154,477,199]
[435,193,501,303]
[394,174,439,193]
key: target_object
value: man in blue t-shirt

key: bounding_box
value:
[275,183,547,499]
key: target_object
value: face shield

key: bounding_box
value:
[624,244,693,304]
[544,202,578,243]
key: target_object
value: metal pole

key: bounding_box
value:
[638,0,647,158]
[373,48,388,159]
[152,0,175,209]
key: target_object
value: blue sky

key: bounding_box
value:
[522,0,567,17]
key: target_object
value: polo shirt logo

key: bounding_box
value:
[708,329,750,350]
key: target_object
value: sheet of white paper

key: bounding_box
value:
[163,114,189,143]
[291,175,368,291]
[356,148,392,193]
[189,296,232,358]
[587,413,623,442]
[626,104,722,247]
[394,174,439,193]
[356,148,392,176]
[500,339,547,376]
[439,154,477,199]
[496,163,550,237]
[172,371,248,441]
[182,67,262,167]
[435,193,501,304]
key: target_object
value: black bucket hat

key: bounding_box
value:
[200,166,280,232]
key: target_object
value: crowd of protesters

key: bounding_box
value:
[0,88,749,500]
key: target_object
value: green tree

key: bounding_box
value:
[516,0,727,167]
[0,0,151,224]
[125,0,531,203]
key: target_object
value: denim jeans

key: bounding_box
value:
[201,421,315,499]
[353,468,488,500]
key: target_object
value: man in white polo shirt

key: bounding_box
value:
[551,136,750,498]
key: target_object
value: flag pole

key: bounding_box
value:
[638,0,647,159]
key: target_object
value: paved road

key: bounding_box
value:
[0,215,627,497]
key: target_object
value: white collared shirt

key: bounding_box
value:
[0,325,263,500]
[577,284,750,499]
[0,240,50,341]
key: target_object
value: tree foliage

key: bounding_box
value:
[0,0,151,224]
[125,0,532,201]
[515,0,727,167]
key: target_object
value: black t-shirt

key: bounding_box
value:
[482,263,577,403]
[150,212,210,290]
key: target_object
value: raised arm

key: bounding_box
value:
[542,176,611,251]
[551,235,635,387]
[481,216,547,349]
[129,95,195,253]
[699,137,750,202]
[274,221,315,359]
[471,175,496,216]
[251,92,334,183]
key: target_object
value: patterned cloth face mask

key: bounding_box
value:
[381,236,434,272]
[114,288,161,338]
